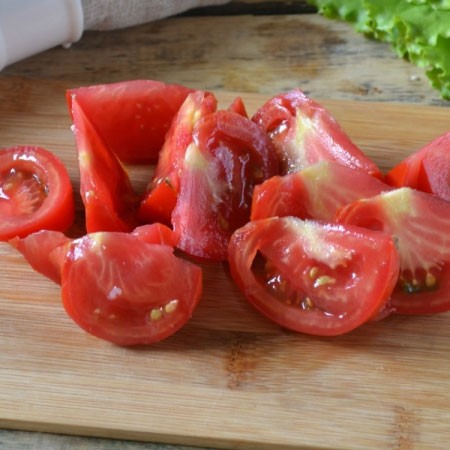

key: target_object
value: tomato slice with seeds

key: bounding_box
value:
[0,146,74,241]
[172,109,279,261]
[385,131,450,201]
[228,217,399,336]
[251,161,391,221]
[336,187,450,314]
[252,89,381,177]
[67,80,193,164]
[61,228,202,346]
[70,98,140,233]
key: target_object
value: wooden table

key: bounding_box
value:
[1,2,449,450]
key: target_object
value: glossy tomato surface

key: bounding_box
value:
[172,109,279,261]
[252,89,381,177]
[67,80,193,164]
[385,131,450,201]
[336,187,450,314]
[251,161,391,221]
[70,98,139,233]
[138,91,217,225]
[228,217,399,336]
[0,146,74,241]
[61,230,202,346]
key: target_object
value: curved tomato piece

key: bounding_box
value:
[70,98,139,233]
[67,80,193,164]
[385,131,450,201]
[228,217,399,336]
[61,231,202,346]
[138,91,217,225]
[0,146,74,241]
[10,230,72,284]
[251,161,391,221]
[172,110,279,261]
[336,187,450,314]
[252,89,381,177]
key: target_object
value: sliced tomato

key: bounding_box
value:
[385,131,450,201]
[252,89,381,177]
[9,230,72,284]
[228,217,399,336]
[70,97,140,233]
[0,146,74,241]
[61,230,202,346]
[336,187,450,314]
[251,161,391,221]
[67,80,193,164]
[172,109,279,261]
[138,90,217,225]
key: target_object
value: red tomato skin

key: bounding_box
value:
[228,217,400,336]
[70,98,139,234]
[227,96,248,118]
[9,230,72,284]
[172,109,279,261]
[138,90,217,226]
[252,89,381,177]
[385,131,450,201]
[61,231,202,346]
[67,80,193,164]
[251,161,391,222]
[336,187,450,314]
[0,146,75,241]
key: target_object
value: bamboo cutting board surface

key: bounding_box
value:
[1,78,450,450]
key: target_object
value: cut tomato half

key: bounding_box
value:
[0,146,74,241]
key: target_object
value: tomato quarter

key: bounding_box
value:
[336,187,450,314]
[228,217,399,336]
[252,89,381,177]
[61,229,202,345]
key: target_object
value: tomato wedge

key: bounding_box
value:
[385,131,450,201]
[252,89,381,177]
[251,161,391,221]
[67,80,193,164]
[172,109,279,261]
[138,91,217,225]
[336,187,450,314]
[0,146,74,241]
[70,97,140,233]
[61,227,202,345]
[228,217,399,336]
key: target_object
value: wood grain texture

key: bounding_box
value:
[2,14,447,106]
[1,77,450,449]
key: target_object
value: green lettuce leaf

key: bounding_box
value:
[308,0,450,99]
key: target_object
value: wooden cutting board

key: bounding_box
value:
[1,78,450,450]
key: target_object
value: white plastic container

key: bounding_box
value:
[0,0,84,69]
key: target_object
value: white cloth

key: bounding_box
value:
[81,0,230,30]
